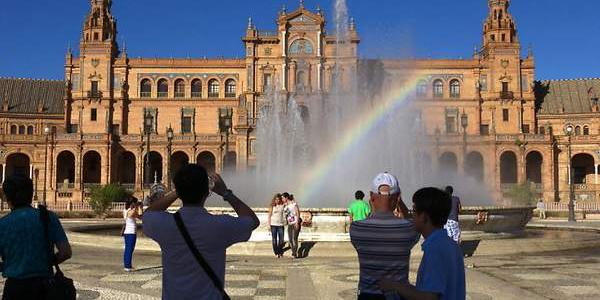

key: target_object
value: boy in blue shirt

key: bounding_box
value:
[379,187,466,300]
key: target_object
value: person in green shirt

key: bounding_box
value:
[348,190,371,222]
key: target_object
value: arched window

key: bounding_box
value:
[157,79,169,98]
[140,79,152,98]
[416,80,427,96]
[10,125,17,134]
[174,79,185,98]
[583,126,590,135]
[208,79,220,98]
[191,79,202,98]
[450,79,461,98]
[225,79,236,98]
[18,125,25,135]
[433,80,444,98]
[26,126,34,135]
[575,126,581,135]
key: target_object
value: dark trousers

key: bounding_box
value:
[287,223,301,256]
[357,293,386,300]
[123,233,137,268]
[270,226,284,255]
[2,277,46,300]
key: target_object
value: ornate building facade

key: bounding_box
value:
[0,0,598,204]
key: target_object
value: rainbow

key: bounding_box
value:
[297,74,426,200]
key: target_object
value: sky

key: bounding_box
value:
[0,0,598,80]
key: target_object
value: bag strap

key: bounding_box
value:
[38,205,62,275]
[173,211,230,300]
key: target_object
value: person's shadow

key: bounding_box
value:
[297,242,317,258]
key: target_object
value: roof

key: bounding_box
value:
[0,78,65,115]
[537,78,600,114]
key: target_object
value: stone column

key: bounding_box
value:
[595,164,599,185]
[1,164,5,183]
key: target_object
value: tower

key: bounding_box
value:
[66,0,119,134]
[480,0,535,134]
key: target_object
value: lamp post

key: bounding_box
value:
[34,168,39,202]
[461,111,469,158]
[43,126,51,206]
[565,124,576,222]
[144,112,153,189]
[219,108,233,173]
[166,125,174,190]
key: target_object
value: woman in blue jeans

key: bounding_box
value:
[268,194,285,258]
[123,197,142,271]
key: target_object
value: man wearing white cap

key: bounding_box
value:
[350,172,420,300]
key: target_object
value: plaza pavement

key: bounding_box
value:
[2,220,600,299]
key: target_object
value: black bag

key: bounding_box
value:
[173,211,231,300]
[38,205,77,300]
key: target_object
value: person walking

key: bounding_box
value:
[348,190,371,222]
[0,175,72,300]
[123,197,142,272]
[379,187,466,300]
[443,186,462,244]
[284,193,301,258]
[268,194,285,258]
[143,164,259,300]
[350,172,420,300]
[537,199,546,219]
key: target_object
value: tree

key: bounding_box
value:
[506,181,537,206]
[88,184,131,218]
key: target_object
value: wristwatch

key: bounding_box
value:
[222,189,235,201]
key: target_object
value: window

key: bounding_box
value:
[140,79,152,98]
[10,125,17,134]
[157,79,169,98]
[143,108,158,133]
[502,109,509,122]
[522,124,530,134]
[480,75,488,91]
[480,125,490,136]
[263,74,272,92]
[18,125,25,135]
[208,80,220,98]
[93,32,99,41]
[174,79,185,98]
[91,81,99,94]
[583,126,590,135]
[539,127,546,135]
[433,80,444,98]
[502,82,509,93]
[69,124,79,133]
[91,108,97,121]
[575,126,581,135]
[445,108,458,134]
[449,80,461,98]
[26,126,34,135]
[501,34,506,42]
[181,116,192,133]
[225,79,236,98]
[191,79,202,98]
[491,34,495,41]
[416,80,427,96]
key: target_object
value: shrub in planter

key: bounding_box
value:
[88,184,131,218]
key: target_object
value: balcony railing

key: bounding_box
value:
[87,91,103,99]
[157,92,168,98]
[56,182,75,190]
[500,91,514,99]
[121,183,136,191]
[140,92,151,98]
[191,92,202,98]
[174,92,185,98]
[258,30,278,37]
[225,93,236,98]
[83,183,101,190]
[208,92,219,98]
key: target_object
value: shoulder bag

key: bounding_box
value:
[38,205,77,300]
[173,211,231,300]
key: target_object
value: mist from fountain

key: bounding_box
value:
[216,0,493,208]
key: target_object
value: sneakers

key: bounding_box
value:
[124,268,135,272]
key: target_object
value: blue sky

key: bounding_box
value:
[1,0,598,80]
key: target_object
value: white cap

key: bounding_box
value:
[371,172,401,195]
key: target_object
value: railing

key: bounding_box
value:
[87,91,103,99]
[121,183,136,191]
[140,92,151,98]
[258,30,278,37]
[543,202,600,212]
[18,202,128,212]
[500,91,514,99]
[83,183,101,190]
[500,183,518,192]
[208,92,219,98]
[225,93,236,98]
[157,92,168,98]
[174,92,185,98]
[56,182,75,190]
[191,92,202,98]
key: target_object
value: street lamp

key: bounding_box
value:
[564,124,576,222]
[143,112,153,189]
[461,111,469,157]
[34,168,39,202]
[42,126,51,206]
[166,125,174,190]
[219,108,233,173]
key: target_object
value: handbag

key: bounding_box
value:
[173,211,231,300]
[38,205,77,300]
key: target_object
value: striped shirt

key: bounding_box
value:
[350,212,420,296]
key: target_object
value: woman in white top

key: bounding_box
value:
[123,197,142,272]
[268,194,285,258]
[284,193,301,258]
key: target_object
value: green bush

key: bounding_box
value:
[88,184,131,218]
[506,182,537,206]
